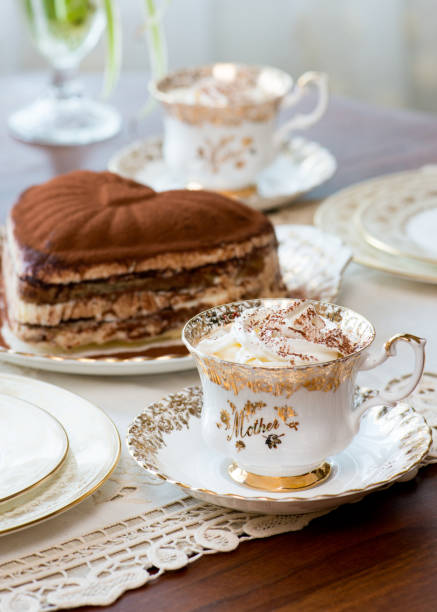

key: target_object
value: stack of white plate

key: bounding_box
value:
[315,165,437,284]
[0,373,120,535]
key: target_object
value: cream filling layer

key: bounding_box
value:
[4,244,283,326]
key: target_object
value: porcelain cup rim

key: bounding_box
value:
[150,62,294,109]
[182,298,376,373]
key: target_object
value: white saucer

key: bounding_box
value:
[0,373,120,535]
[127,386,431,515]
[0,225,350,376]
[0,394,68,502]
[108,136,337,211]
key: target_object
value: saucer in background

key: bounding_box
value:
[108,136,336,212]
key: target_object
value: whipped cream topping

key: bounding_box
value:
[196,302,355,366]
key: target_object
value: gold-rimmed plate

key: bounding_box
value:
[0,373,120,535]
[0,225,350,376]
[357,168,437,265]
[315,168,437,284]
[127,386,431,515]
[0,394,68,502]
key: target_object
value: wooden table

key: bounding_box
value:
[2,74,437,611]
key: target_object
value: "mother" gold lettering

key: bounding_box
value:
[226,411,281,441]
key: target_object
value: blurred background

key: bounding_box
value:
[2,0,437,113]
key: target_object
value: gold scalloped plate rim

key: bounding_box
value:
[385,371,437,462]
[127,385,432,506]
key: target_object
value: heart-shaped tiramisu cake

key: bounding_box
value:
[3,171,285,350]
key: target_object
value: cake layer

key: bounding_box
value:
[8,224,275,285]
[17,245,271,303]
[9,171,276,283]
[10,307,203,349]
[4,242,283,327]
[11,283,281,350]
[10,270,281,327]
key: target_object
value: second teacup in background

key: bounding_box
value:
[151,63,328,190]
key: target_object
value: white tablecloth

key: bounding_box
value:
[0,260,435,610]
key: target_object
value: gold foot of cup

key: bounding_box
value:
[227,461,331,492]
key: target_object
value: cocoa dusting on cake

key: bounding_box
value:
[3,171,286,350]
[11,171,275,275]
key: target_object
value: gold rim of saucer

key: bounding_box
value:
[227,461,331,492]
[127,386,432,504]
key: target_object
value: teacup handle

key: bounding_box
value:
[353,334,426,423]
[273,71,329,147]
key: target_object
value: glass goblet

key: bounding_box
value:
[9,0,121,146]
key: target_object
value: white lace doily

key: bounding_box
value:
[0,364,436,611]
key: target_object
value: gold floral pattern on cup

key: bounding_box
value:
[182,299,426,492]
[184,299,374,397]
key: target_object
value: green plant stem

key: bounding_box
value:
[139,0,168,117]
[145,0,168,79]
[54,0,68,20]
[102,0,121,97]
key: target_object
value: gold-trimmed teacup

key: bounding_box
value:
[182,299,426,492]
[151,63,328,191]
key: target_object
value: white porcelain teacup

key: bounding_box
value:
[151,63,328,191]
[182,299,426,492]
